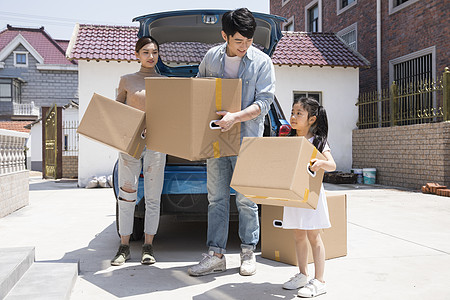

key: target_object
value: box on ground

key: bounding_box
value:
[261,194,347,265]
[230,137,325,209]
[145,77,241,161]
[77,93,146,159]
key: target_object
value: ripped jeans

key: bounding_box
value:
[117,148,166,236]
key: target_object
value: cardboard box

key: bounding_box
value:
[230,137,325,209]
[77,93,146,159]
[261,194,347,265]
[145,77,241,161]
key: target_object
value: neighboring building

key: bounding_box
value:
[67,24,368,186]
[0,25,78,120]
[270,0,449,95]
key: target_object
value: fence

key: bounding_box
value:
[12,101,40,117]
[356,67,449,129]
[0,129,28,174]
[0,129,29,218]
[62,120,79,156]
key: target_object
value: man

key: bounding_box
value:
[188,8,275,277]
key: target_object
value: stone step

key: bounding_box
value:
[0,247,35,299]
[5,261,78,300]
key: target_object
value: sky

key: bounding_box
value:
[0,0,270,40]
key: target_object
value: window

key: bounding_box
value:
[283,16,295,32]
[0,78,22,102]
[337,0,357,15]
[305,0,322,33]
[294,92,322,105]
[389,47,435,88]
[308,5,319,32]
[389,0,420,14]
[282,0,291,6]
[13,51,28,67]
[337,23,357,51]
[389,46,436,125]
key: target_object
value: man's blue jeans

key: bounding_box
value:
[206,156,259,254]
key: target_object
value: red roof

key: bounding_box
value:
[272,32,369,68]
[0,25,75,65]
[0,121,31,133]
[55,39,70,52]
[67,24,369,68]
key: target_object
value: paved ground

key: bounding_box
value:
[0,176,449,299]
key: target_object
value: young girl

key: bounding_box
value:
[110,36,166,266]
[282,97,336,297]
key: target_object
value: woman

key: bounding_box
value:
[111,36,166,266]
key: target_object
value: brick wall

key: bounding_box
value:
[0,171,29,218]
[270,0,449,94]
[352,122,450,190]
[62,156,78,178]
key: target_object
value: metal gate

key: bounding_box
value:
[44,104,57,179]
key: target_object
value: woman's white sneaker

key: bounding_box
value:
[297,279,326,298]
[282,273,308,290]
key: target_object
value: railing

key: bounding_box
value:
[356,67,449,129]
[62,120,79,156]
[0,129,28,175]
[13,101,40,117]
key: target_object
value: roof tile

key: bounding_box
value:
[67,25,369,68]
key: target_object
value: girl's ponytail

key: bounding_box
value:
[312,105,328,153]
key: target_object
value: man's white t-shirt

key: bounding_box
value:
[224,54,241,78]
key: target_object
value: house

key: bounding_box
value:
[0,25,79,174]
[270,1,450,189]
[66,24,368,187]
[0,25,78,119]
[270,0,448,95]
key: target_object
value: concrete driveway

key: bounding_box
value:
[0,176,449,299]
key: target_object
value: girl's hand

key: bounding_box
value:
[310,151,337,172]
[310,158,324,172]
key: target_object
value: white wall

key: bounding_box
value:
[274,65,359,172]
[29,121,42,171]
[78,60,140,187]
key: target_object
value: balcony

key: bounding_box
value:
[12,102,40,120]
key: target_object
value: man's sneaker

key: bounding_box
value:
[111,244,130,266]
[187,251,226,276]
[282,273,308,290]
[141,244,156,265]
[297,279,326,298]
[239,248,256,276]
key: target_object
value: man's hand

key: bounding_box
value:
[214,111,237,132]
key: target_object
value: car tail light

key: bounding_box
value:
[278,124,291,136]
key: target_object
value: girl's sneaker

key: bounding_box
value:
[297,279,326,298]
[282,273,308,290]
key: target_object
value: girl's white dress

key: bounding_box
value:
[282,137,331,230]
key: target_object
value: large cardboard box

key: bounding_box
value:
[261,194,347,265]
[230,137,325,209]
[145,77,241,161]
[77,93,146,159]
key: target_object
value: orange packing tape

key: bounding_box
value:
[303,188,309,202]
[212,79,223,158]
[275,250,280,262]
[213,141,220,158]
[215,78,222,111]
